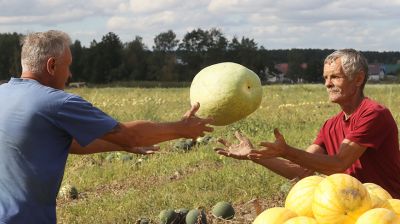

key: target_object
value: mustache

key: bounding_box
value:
[327,88,340,93]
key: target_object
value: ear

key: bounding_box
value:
[354,71,365,87]
[46,57,56,76]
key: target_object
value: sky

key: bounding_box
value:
[1,0,400,51]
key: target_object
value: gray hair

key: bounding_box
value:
[21,30,72,74]
[324,49,369,89]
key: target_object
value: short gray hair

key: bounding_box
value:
[324,49,369,88]
[21,30,72,74]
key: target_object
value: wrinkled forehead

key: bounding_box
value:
[323,58,343,74]
[325,57,341,66]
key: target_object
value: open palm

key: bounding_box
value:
[249,128,287,159]
[214,131,255,160]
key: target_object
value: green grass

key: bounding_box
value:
[57,84,400,223]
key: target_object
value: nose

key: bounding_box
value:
[324,77,333,88]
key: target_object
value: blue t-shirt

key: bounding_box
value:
[0,78,118,223]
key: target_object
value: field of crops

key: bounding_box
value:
[57,84,400,223]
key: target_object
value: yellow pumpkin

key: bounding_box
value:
[283,216,318,224]
[382,199,400,216]
[285,175,324,217]
[253,207,297,224]
[312,173,372,224]
[363,183,392,208]
[355,208,400,224]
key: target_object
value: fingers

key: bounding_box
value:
[201,117,214,125]
[141,150,155,155]
[136,149,155,155]
[214,148,230,156]
[217,138,231,147]
[248,153,262,159]
[259,141,273,147]
[182,102,199,118]
[204,126,214,132]
[274,128,283,140]
[134,145,160,155]
[248,150,267,159]
[188,102,200,117]
[148,145,161,151]
[235,131,246,141]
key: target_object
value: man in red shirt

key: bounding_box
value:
[215,49,400,198]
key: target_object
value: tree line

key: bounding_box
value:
[1,29,399,84]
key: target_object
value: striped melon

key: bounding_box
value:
[363,183,392,208]
[312,173,372,224]
[283,216,318,224]
[355,208,400,224]
[382,199,400,216]
[285,175,324,217]
[253,207,297,224]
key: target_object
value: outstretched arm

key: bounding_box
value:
[69,139,159,155]
[215,131,320,180]
[250,129,367,175]
[100,102,214,148]
[251,144,324,180]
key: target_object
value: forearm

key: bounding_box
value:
[283,146,346,175]
[252,157,314,180]
[102,120,184,147]
[69,139,125,154]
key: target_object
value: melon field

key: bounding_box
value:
[57,84,400,223]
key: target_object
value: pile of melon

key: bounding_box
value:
[253,173,400,224]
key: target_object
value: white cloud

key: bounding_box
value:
[0,9,94,25]
[0,0,399,51]
[107,11,177,30]
[120,0,180,13]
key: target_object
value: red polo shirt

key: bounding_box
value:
[314,97,400,198]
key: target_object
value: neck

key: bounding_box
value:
[20,71,47,85]
[340,94,365,118]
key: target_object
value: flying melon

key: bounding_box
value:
[190,62,262,126]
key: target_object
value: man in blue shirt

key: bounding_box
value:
[0,30,213,223]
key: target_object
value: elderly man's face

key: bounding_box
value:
[323,58,358,104]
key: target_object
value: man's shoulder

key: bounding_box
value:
[360,97,390,115]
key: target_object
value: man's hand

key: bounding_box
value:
[249,128,288,159]
[125,145,160,155]
[214,131,255,160]
[179,102,214,139]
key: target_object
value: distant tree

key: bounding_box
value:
[153,30,179,52]
[204,28,228,65]
[287,49,306,82]
[90,32,124,83]
[150,30,180,81]
[0,33,22,80]
[69,40,84,82]
[177,28,209,80]
[1,31,400,84]
[304,59,324,83]
[179,28,210,52]
[227,36,259,73]
[124,36,150,80]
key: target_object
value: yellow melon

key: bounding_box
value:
[285,175,324,217]
[355,208,400,224]
[382,199,400,216]
[363,183,392,208]
[253,207,297,224]
[283,216,318,224]
[312,173,372,224]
